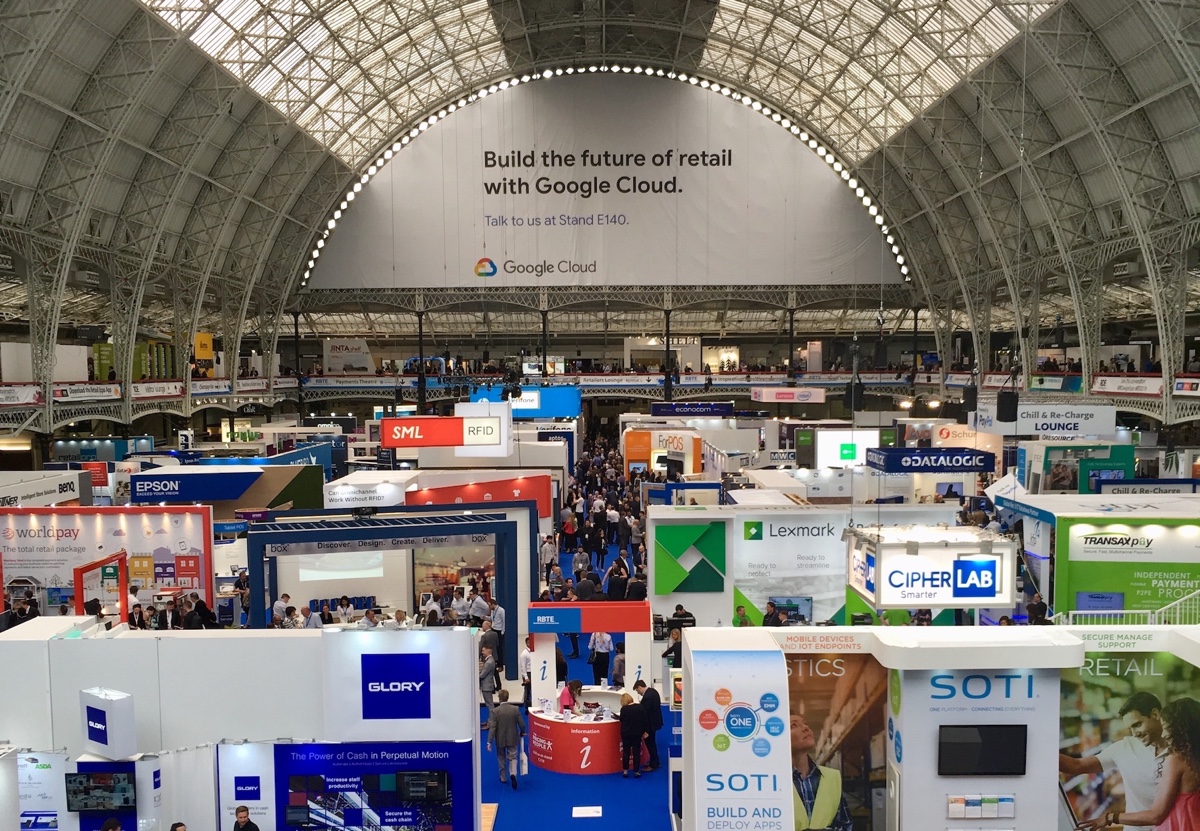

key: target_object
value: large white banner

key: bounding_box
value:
[321,628,477,743]
[17,752,69,831]
[313,75,901,289]
[0,506,213,604]
[972,402,1117,436]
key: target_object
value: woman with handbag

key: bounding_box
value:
[588,630,614,686]
[619,692,649,778]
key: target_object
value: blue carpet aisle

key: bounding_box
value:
[480,646,674,829]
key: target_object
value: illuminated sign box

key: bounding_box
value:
[844,525,1017,610]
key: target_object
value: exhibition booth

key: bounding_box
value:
[997,491,1200,618]
[8,607,1200,831]
[1,617,480,831]
[525,600,653,775]
[645,502,960,630]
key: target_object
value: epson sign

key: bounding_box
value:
[360,653,432,720]
[135,479,180,496]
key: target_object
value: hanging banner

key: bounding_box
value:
[0,385,42,406]
[311,75,901,290]
[1091,375,1164,397]
[52,383,121,402]
[130,468,264,502]
[380,416,503,449]
[323,338,376,374]
[650,402,735,416]
[131,380,185,399]
[190,378,232,395]
[864,447,996,474]
[972,402,1116,436]
[406,475,553,518]
[750,387,827,403]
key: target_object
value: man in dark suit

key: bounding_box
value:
[156,599,183,630]
[624,572,647,601]
[486,689,526,789]
[634,680,664,770]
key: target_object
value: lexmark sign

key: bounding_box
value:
[744,520,836,540]
[360,653,432,720]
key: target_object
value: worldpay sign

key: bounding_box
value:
[380,416,501,448]
[865,447,996,474]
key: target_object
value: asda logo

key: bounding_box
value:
[744,522,762,541]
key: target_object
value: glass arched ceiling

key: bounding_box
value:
[137,0,1060,167]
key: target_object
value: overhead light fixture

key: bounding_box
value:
[898,398,914,410]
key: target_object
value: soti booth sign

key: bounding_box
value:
[865,447,996,474]
[845,525,1017,610]
[684,630,793,831]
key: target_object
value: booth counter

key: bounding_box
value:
[528,706,624,775]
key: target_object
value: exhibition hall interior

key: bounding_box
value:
[7,1,1200,829]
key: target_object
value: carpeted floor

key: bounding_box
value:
[480,643,675,830]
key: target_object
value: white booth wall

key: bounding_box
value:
[647,503,960,629]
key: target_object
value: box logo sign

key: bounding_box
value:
[654,522,726,594]
[233,776,261,800]
[360,653,432,720]
[86,706,107,744]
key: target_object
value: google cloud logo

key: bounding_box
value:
[475,257,497,277]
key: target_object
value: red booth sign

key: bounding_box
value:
[529,714,623,775]
[380,416,501,448]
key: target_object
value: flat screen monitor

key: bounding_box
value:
[64,772,137,813]
[936,482,963,498]
[285,805,311,826]
[628,462,648,473]
[938,724,1027,776]
[768,596,814,624]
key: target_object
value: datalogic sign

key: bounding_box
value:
[360,653,432,720]
[85,705,107,745]
[899,452,988,469]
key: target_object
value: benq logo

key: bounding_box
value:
[360,653,431,720]
[85,706,107,744]
[233,776,260,800]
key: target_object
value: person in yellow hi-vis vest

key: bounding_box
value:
[791,712,853,831]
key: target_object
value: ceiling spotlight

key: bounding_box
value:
[927,398,942,409]
[898,398,914,410]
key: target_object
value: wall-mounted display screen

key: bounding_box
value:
[937,725,1027,776]
[64,772,136,813]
